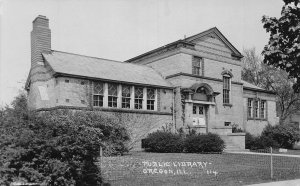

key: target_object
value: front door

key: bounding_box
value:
[192,104,206,126]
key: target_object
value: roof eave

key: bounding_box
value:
[53,72,174,89]
[125,40,195,63]
[243,86,276,95]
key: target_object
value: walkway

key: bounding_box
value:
[226,151,300,158]
[247,179,300,186]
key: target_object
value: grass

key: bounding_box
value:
[98,152,300,186]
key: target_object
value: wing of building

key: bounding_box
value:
[25,15,278,151]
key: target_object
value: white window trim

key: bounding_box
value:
[143,87,147,110]
[117,84,122,108]
[103,83,108,107]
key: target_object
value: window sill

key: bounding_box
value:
[247,117,267,121]
[223,103,232,107]
[93,107,172,115]
[35,106,172,115]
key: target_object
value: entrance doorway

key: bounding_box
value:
[192,104,206,126]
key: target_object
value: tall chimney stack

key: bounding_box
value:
[31,15,51,68]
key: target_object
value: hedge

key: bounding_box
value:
[143,131,225,153]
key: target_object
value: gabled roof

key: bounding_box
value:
[184,27,243,58]
[126,27,243,62]
[242,80,275,94]
[42,50,172,88]
[242,80,264,90]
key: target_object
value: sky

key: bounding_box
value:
[0,0,283,107]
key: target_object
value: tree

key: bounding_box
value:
[0,93,130,185]
[262,0,300,92]
[242,48,300,124]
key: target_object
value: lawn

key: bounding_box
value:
[98,152,300,186]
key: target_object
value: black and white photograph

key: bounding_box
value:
[1,0,300,185]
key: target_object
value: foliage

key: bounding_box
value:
[245,124,300,150]
[184,133,225,153]
[230,123,244,133]
[0,93,130,185]
[245,132,277,150]
[261,124,300,149]
[262,0,300,92]
[143,131,184,153]
[241,48,300,124]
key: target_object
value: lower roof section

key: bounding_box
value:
[42,50,172,89]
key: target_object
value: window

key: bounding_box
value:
[198,106,204,115]
[247,99,253,118]
[81,81,85,85]
[224,122,231,126]
[108,83,118,107]
[254,100,259,118]
[122,85,131,108]
[193,106,196,114]
[260,100,266,119]
[147,88,155,110]
[135,87,143,109]
[223,76,230,104]
[65,79,69,83]
[249,99,266,119]
[192,57,202,75]
[93,82,104,107]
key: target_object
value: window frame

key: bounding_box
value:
[108,83,118,108]
[247,98,253,118]
[260,100,266,119]
[121,85,131,109]
[134,87,144,110]
[248,99,267,120]
[146,88,155,110]
[223,75,231,104]
[93,82,104,107]
[192,56,202,76]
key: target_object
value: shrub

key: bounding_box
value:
[245,132,269,150]
[245,124,300,150]
[144,131,184,153]
[261,124,300,149]
[184,133,225,153]
[0,95,130,185]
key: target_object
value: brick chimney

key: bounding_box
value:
[31,15,51,68]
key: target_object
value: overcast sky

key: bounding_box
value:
[0,0,283,107]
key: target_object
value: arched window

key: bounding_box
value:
[222,71,232,104]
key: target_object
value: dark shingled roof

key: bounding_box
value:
[42,50,172,88]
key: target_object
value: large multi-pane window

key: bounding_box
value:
[122,85,131,108]
[93,82,104,107]
[147,88,155,110]
[248,98,266,119]
[135,87,143,109]
[192,57,202,75]
[108,83,118,107]
[223,76,230,104]
[93,82,157,111]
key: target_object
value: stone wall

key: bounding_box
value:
[109,111,172,150]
